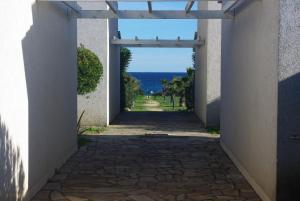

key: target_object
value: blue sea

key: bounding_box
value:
[129,72,187,95]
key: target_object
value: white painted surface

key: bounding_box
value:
[221,0,279,200]
[0,1,77,200]
[276,0,300,199]
[77,2,109,126]
[108,17,121,123]
[194,1,221,127]
[77,2,120,126]
[79,10,232,19]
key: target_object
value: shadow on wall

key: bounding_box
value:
[21,2,77,197]
[0,117,25,201]
[207,98,220,128]
[277,72,300,200]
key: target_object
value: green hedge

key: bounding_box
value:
[77,45,103,95]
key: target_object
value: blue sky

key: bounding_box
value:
[118,2,197,72]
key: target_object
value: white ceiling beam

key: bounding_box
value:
[111,38,204,48]
[79,10,232,19]
[105,1,117,13]
[147,1,152,13]
[185,0,195,13]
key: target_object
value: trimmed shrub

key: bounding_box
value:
[77,45,103,95]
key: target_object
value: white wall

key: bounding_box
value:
[195,1,221,127]
[220,0,279,200]
[77,2,120,126]
[0,1,77,200]
[77,2,109,126]
[276,0,300,199]
[108,17,120,123]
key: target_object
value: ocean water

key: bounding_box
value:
[129,72,186,95]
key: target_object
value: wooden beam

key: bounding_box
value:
[105,1,117,13]
[79,10,232,19]
[185,0,195,13]
[111,39,204,48]
[147,1,152,13]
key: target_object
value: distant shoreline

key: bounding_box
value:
[129,72,187,95]
[128,71,186,73]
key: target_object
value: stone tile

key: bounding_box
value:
[32,113,261,201]
[50,191,65,200]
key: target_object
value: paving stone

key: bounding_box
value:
[44,183,61,191]
[127,195,156,201]
[32,113,261,201]
[50,191,65,200]
[65,196,89,201]
[33,191,51,200]
[176,194,186,201]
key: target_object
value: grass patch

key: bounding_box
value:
[131,95,147,111]
[131,95,187,112]
[206,127,220,134]
[78,136,92,147]
[154,96,186,112]
[84,126,106,134]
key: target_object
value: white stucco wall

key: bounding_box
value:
[277,0,300,200]
[194,1,221,127]
[220,0,279,200]
[77,2,108,126]
[108,17,120,123]
[0,1,77,200]
[77,2,120,126]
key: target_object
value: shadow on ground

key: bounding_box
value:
[33,112,260,201]
[32,134,260,201]
[108,112,207,135]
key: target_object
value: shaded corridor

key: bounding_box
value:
[32,112,260,201]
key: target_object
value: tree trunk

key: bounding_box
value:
[179,96,183,107]
[172,95,175,109]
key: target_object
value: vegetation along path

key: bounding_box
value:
[142,98,163,111]
[33,112,261,201]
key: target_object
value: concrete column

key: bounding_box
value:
[1,2,77,200]
[220,0,300,200]
[77,2,120,126]
[194,1,221,127]
[276,0,300,199]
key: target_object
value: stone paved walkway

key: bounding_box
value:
[32,112,261,201]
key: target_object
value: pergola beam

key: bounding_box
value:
[111,38,204,48]
[185,0,195,13]
[105,1,117,13]
[223,0,238,12]
[61,1,80,13]
[79,10,232,19]
[147,1,152,13]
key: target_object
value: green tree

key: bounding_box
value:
[120,47,142,110]
[120,47,132,75]
[184,67,195,110]
[161,79,169,100]
[77,44,103,95]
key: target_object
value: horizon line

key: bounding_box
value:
[128,71,186,73]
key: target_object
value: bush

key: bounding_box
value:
[120,48,142,110]
[123,74,141,109]
[77,44,103,95]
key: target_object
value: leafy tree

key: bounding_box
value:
[77,44,103,95]
[160,67,195,110]
[161,79,169,100]
[120,47,132,75]
[120,48,142,110]
[185,67,195,111]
